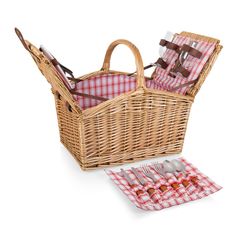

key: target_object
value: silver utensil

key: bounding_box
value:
[171,159,186,175]
[120,168,136,186]
[159,31,174,57]
[152,162,166,178]
[141,164,158,182]
[141,164,168,193]
[171,160,201,187]
[163,160,176,174]
[131,167,146,185]
[120,169,145,197]
[170,159,191,188]
[161,161,182,190]
[131,167,157,197]
[180,40,198,65]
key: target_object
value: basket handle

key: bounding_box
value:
[102,39,146,89]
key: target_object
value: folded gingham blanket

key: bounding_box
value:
[106,158,222,211]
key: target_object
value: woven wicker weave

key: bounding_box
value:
[16,30,222,170]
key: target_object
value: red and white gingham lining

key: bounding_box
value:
[152,35,216,95]
[41,34,216,110]
[74,74,137,110]
[105,158,222,211]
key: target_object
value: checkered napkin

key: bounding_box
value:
[105,158,222,211]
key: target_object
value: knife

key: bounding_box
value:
[120,169,144,196]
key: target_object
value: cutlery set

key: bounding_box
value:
[120,159,200,204]
[106,158,222,211]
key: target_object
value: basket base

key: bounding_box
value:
[61,139,183,170]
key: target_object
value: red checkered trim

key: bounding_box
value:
[105,158,222,211]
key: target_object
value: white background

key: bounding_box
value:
[1,0,235,235]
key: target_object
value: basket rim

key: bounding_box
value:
[79,71,194,117]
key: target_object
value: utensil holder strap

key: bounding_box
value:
[159,39,180,52]
[181,44,202,58]
[102,39,146,89]
[170,62,191,78]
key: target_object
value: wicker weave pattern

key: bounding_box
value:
[18,32,222,170]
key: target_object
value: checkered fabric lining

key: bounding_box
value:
[42,34,216,110]
[105,158,222,211]
[74,74,137,110]
[152,35,216,95]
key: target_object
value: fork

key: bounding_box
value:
[152,162,167,178]
[141,164,167,193]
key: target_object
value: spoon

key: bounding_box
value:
[163,160,176,175]
[171,159,186,175]
[170,159,191,188]
[172,159,202,188]
[162,160,180,190]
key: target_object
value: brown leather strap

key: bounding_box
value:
[174,65,190,77]
[15,28,29,51]
[50,58,59,67]
[159,39,179,52]
[67,77,82,83]
[156,57,168,69]
[15,28,41,61]
[39,47,75,79]
[70,90,108,101]
[127,58,168,76]
[59,64,74,78]
[170,78,198,92]
[181,44,202,58]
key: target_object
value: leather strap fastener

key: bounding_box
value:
[39,47,78,82]
[127,58,168,76]
[169,61,191,78]
[70,90,108,101]
[174,65,190,77]
[156,57,168,69]
[159,39,180,52]
[51,60,82,83]
[181,44,202,59]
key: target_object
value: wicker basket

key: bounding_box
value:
[16,29,222,170]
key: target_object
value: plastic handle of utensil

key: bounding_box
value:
[190,176,198,185]
[182,179,190,187]
[159,185,168,192]
[129,184,145,197]
[171,182,180,190]
[135,189,144,196]
[147,187,156,196]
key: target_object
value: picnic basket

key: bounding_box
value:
[15,29,222,170]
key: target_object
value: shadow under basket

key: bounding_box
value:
[16,29,222,170]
